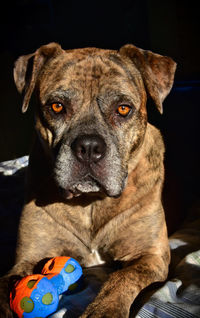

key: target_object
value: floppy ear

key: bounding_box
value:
[13,42,63,113]
[119,44,176,113]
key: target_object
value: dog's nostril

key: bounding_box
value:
[93,146,102,158]
[71,135,106,163]
[81,146,86,155]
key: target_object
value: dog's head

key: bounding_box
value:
[14,43,176,199]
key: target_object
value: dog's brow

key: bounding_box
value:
[44,60,76,82]
[108,54,139,86]
[96,93,137,113]
[46,88,77,101]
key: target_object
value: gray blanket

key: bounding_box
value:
[0,156,200,318]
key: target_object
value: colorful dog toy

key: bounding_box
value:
[10,256,82,318]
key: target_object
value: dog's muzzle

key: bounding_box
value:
[54,133,125,199]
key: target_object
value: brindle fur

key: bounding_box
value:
[0,43,176,317]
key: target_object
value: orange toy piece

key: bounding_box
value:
[41,256,82,295]
[42,256,71,275]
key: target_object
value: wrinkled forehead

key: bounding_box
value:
[38,51,144,106]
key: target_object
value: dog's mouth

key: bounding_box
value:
[72,174,102,195]
[60,174,104,200]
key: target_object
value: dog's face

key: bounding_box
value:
[14,43,176,199]
[36,48,147,198]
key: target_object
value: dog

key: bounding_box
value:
[0,43,176,317]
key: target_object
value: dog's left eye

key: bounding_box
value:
[51,103,64,114]
[117,105,132,117]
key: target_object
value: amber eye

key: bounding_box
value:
[117,105,132,117]
[51,103,64,114]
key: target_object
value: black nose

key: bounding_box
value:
[71,134,107,163]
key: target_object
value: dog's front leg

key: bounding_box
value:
[0,201,64,317]
[81,253,169,318]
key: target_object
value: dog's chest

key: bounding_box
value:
[65,198,132,267]
[86,249,105,267]
[70,202,110,266]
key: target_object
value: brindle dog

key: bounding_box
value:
[0,43,176,317]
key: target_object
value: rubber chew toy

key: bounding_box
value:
[10,274,59,318]
[10,256,82,318]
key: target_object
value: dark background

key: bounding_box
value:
[0,0,200,161]
[0,0,200,249]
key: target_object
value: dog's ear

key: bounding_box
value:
[14,42,63,113]
[119,44,176,113]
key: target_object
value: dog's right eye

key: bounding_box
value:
[51,103,64,114]
[117,105,132,117]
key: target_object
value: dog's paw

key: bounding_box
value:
[80,274,130,318]
[80,307,129,318]
[80,300,129,318]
